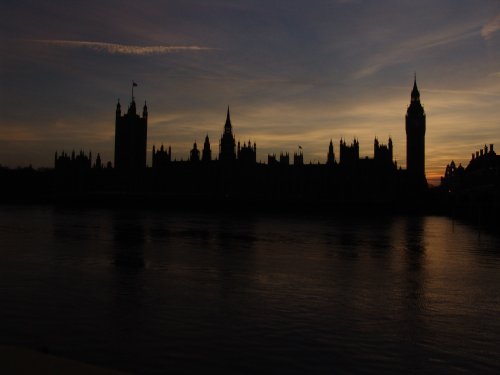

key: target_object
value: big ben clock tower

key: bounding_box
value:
[405,75,427,188]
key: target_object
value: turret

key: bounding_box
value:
[327,139,335,165]
[202,134,212,162]
[116,99,121,118]
[190,141,200,162]
[128,99,136,115]
[389,137,393,160]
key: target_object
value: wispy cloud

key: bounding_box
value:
[353,26,479,79]
[481,13,500,39]
[30,40,215,55]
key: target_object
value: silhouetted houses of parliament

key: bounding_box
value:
[50,77,431,206]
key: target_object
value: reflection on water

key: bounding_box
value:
[112,210,146,269]
[0,207,500,374]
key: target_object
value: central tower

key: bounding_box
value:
[405,75,426,187]
[114,97,148,172]
[219,106,236,162]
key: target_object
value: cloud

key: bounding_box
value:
[353,26,479,79]
[30,40,215,55]
[481,13,500,39]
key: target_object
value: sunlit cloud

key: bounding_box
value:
[481,13,500,39]
[30,40,215,55]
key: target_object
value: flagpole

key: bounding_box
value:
[131,81,138,101]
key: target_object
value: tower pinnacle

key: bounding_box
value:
[411,74,420,102]
[225,106,232,131]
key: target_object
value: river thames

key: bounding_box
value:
[1,206,499,374]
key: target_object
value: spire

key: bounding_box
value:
[116,99,121,118]
[225,106,232,130]
[411,73,420,102]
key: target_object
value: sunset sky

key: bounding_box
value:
[1,0,499,184]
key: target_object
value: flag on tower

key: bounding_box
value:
[133,81,138,87]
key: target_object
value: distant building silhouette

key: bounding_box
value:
[219,107,236,162]
[280,152,290,166]
[55,150,92,171]
[202,135,212,162]
[406,75,426,186]
[190,141,200,162]
[327,139,336,165]
[268,153,277,165]
[94,153,102,169]
[374,137,393,166]
[441,160,464,192]
[237,140,257,165]
[152,144,171,170]
[441,144,499,192]
[339,138,359,168]
[294,149,304,166]
[114,95,148,172]
[440,143,499,226]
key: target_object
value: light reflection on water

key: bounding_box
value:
[1,206,499,374]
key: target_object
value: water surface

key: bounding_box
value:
[1,207,499,374]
